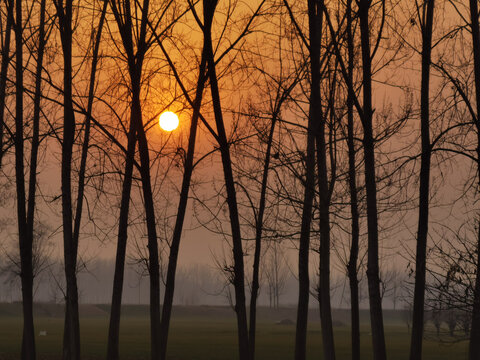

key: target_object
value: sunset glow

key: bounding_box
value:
[159,111,179,132]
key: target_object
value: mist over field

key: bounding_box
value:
[0,255,409,310]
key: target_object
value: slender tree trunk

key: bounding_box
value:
[294,86,315,360]
[27,0,47,261]
[410,1,434,360]
[134,76,162,360]
[73,0,107,283]
[345,1,360,359]
[24,8,48,357]
[357,1,386,359]
[107,0,156,357]
[470,225,480,360]
[100,3,140,360]
[0,0,12,169]
[126,7,160,359]
[317,124,336,360]
[203,1,250,358]
[347,134,361,360]
[14,0,35,358]
[71,3,107,348]
[468,0,480,358]
[106,2,140,359]
[128,4,162,359]
[56,0,81,358]
[311,1,336,358]
[249,107,278,360]
[106,119,137,360]
[14,0,47,356]
[274,244,280,309]
[159,51,208,360]
[294,1,321,358]
[208,47,250,360]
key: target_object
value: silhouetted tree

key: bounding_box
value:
[345,1,361,358]
[409,2,435,359]
[107,0,163,358]
[468,0,480,358]
[12,0,48,358]
[324,1,388,358]
[156,29,209,360]
[264,240,289,309]
[202,0,250,357]
[54,0,81,357]
[312,2,336,359]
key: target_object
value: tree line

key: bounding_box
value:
[1,0,479,360]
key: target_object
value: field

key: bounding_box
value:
[0,304,468,360]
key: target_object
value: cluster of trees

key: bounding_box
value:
[2,0,480,360]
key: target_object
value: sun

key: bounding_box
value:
[159,111,179,132]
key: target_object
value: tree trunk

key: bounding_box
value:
[317,125,336,360]
[27,0,47,263]
[468,0,480,358]
[293,1,321,358]
[56,0,81,358]
[294,85,315,360]
[310,1,336,359]
[159,51,208,360]
[358,1,387,359]
[106,0,156,357]
[105,16,138,353]
[128,7,159,360]
[72,0,107,292]
[14,0,41,357]
[345,1,360,359]
[203,1,250,358]
[106,2,139,360]
[106,118,137,360]
[409,1,434,360]
[134,76,162,360]
[24,4,48,357]
[249,106,278,360]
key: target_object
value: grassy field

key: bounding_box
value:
[0,304,469,360]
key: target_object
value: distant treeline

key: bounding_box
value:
[0,254,407,309]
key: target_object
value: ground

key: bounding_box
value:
[0,304,468,359]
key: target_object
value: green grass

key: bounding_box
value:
[0,311,469,360]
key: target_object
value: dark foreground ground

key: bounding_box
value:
[0,304,468,359]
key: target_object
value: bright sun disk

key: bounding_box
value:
[159,111,179,132]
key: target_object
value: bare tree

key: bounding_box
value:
[467,0,480,357]
[1,222,54,293]
[201,0,256,357]
[155,26,209,360]
[323,1,388,358]
[357,1,387,358]
[230,52,299,358]
[427,1,480,357]
[12,0,49,358]
[409,2,435,359]
[53,0,80,356]
[264,240,289,309]
[344,1,361,358]
[280,1,326,358]
[313,2,336,358]
[106,0,163,358]
[93,0,141,357]
[53,1,108,358]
